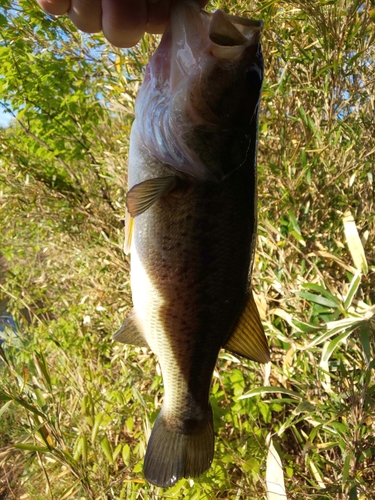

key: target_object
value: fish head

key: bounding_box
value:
[135,1,264,182]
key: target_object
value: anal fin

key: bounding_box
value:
[224,292,270,363]
[112,309,149,348]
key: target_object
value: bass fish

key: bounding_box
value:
[114,0,270,488]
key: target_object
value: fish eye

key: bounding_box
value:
[245,65,262,93]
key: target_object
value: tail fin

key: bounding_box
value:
[143,409,214,488]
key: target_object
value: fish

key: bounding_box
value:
[113,0,270,488]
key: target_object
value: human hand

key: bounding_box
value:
[36,0,208,48]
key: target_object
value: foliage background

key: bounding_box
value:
[0,0,374,498]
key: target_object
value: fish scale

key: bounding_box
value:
[113,1,270,488]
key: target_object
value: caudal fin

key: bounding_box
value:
[143,410,214,488]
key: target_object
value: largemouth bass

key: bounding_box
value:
[114,0,270,488]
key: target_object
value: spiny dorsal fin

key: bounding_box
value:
[225,292,270,363]
[124,209,134,255]
[126,176,178,217]
[112,309,149,348]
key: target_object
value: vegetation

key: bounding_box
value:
[0,0,374,498]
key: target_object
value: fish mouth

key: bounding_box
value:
[169,2,263,67]
[135,2,264,181]
[209,9,263,49]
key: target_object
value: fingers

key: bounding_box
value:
[36,0,211,47]
[68,0,102,33]
[102,0,147,47]
[100,0,210,46]
[145,0,209,35]
[146,0,172,35]
[36,0,71,16]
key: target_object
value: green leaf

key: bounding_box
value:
[290,229,305,245]
[349,485,358,500]
[359,323,371,365]
[34,352,52,392]
[73,436,84,460]
[301,283,340,304]
[298,106,308,126]
[13,397,45,418]
[258,401,271,424]
[14,443,50,452]
[0,391,12,402]
[91,412,103,444]
[296,290,339,309]
[326,420,348,436]
[126,416,134,433]
[295,401,316,413]
[113,443,122,461]
[344,270,362,309]
[101,436,114,464]
[342,453,351,483]
[292,319,321,333]
[287,209,301,234]
[307,318,363,348]
[122,444,130,466]
[34,388,47,411]
[0,400,12,418]
[321,327,358,365]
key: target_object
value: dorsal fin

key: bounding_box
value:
[224,292,270,363]
[112,309,149,348]
[126,176,178,217]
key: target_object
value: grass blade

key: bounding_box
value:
[344,270,362,309]
[239,387,304,401]
[266,438,287,499]
[343,210,368,274]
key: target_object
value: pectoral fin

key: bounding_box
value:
[126,176,178,217]
[112,309,149,348]
[225,292,270,363]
